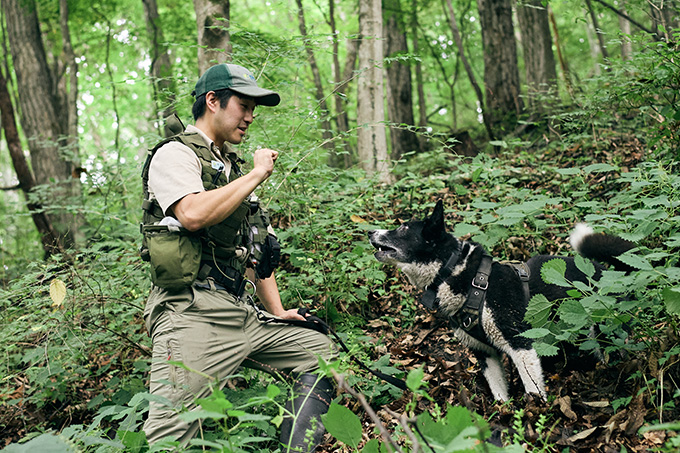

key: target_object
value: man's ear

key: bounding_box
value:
[423,200,445,241]
[205,91,219,113]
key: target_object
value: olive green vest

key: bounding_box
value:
[141,130,251,276]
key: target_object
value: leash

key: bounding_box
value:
[245,294,409,391]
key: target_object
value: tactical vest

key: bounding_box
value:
[140,121,273,291]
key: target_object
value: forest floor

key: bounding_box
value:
[2,135,678,451]
[321,275,679,452]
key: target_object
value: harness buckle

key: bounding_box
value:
[472,275,489,290]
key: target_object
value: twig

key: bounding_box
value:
[384,407,422,453]
[331,370,403,453]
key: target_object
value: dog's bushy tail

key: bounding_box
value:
[570,223,637,273]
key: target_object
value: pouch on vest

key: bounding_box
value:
[143,224,202,291]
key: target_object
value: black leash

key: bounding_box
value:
[250,302,409,391]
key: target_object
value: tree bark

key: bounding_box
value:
[3,0,78,248]
[328,0,354,166]
[516,0,558,111]
[549,6,574,97]
[585,0,611,71]
[410,8,429,151]
[294,0,335,163]
[193,0,231,73]
[0,67,63,257]
[143,0,177,120]
[383,0,420,160]
[476,0,523,130]
[618,0,633,61]
[444,0,495,140]
[357,0,391,183]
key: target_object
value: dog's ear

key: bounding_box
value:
[423,200,446,241]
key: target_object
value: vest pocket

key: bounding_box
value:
[143,225,202,291]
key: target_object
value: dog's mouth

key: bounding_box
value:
[372,243,398,262]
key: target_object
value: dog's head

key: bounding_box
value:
[368,200,452,268]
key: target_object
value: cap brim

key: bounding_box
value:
[231,86,281,106]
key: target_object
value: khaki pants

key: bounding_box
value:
[142,282,337,444]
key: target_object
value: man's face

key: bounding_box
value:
[214,94,257,145]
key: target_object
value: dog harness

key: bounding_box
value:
[421,252,530,338]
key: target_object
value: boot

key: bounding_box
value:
[279,373,334,452]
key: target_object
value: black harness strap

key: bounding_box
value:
[452,254,493,337]
[421,246,461,309]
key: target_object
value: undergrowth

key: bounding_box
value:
[2,38,680,451]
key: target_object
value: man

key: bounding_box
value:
[141,63,336,451]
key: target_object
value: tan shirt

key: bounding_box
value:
[148,125,232,216]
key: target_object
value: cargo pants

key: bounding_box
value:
[142,280,337,444]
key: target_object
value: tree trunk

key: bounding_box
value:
[383,0,419,160]
[549,6,574,97]
[476,0,523,131]
[444,0,495,140]
[328,0,354,167]
[143,0,177,120]
[59,0,78,149]
[516,0,557,111]
[585,0,611,71]
[193,0,231,73]
[3,0,78,248]
[410,8,429,152]
[0,67,63,257]
[357,0,391,183]
[618,1,632,60]
[294,0,335,163]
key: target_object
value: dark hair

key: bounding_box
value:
[192,88,236,121]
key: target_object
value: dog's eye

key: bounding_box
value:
[398,224,409,232]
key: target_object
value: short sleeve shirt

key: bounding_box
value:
[148,125,232,216]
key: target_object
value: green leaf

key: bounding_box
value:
[406,367,426,393]
[533,342,560,357]
[321,402,362,448]
[2,433,77,453]
[117,430,148,453]
[520,328,552,339]
[559,300,590,328]
[575,254,596,279]
[541,259,571,287]
[361,438,386,453]
[662,287,680,315]
[525,293,552,327]
[583,163,618,173]
[617,252,653,270]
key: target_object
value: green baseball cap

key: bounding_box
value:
[192,63,280,106]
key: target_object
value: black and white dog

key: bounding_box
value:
[368,200,635,402]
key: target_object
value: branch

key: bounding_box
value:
[331,370,404,453]
[591,0,657,36]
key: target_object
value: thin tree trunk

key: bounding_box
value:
[516,0,557,111]
[618,0,632,60]
[357,0,391,183]
[294,0,335,163]
[328,0,354,166]
[585,0,611,70]
[193,0,231,73]
[3,0,77,248]
[384,0,419,160]
[142,0,177,120]
[549,6,574,97]
[0,68,63,257]
[443,0,495,140]
[411,8,428,152]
